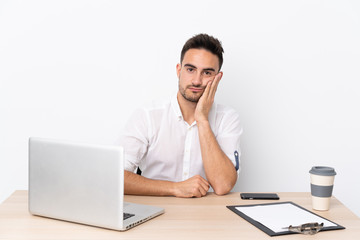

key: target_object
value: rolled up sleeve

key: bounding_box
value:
[216,110,243,174]
[118,108,149,172]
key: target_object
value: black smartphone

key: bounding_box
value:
[240,193,279,200]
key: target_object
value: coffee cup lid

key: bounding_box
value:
[309,166,336,176]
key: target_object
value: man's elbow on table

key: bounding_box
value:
[212,182,235,196]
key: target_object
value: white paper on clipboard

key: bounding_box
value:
[235,202,336,233]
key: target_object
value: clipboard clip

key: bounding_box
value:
[283,222,324,235]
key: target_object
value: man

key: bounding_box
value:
[119,34,242,197]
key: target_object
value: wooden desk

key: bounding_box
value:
[0,191,359,239]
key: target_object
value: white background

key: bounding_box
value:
[1,1,359,216]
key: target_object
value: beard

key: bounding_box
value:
[179,83,204,103]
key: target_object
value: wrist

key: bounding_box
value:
[196,119,210,128]
[169,182,179,197]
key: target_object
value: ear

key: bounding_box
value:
[218,71,223,81]
[176,63,181,78]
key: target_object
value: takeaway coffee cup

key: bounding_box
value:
[309,166,336,211]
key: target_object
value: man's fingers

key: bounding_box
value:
[188,175,209,197]
[202,79,212,99]
[196,176,210,196]
[194,175,209,186]
[200,178,210,189]
[172,175,210,198]
[208,73,221,99]
[193,184,207,197]
[199,183,209,196]
[197,188,207,197]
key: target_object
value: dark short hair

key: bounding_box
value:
[180,33,224,71]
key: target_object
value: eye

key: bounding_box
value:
[204,71,214,76]
[186,67,194,73]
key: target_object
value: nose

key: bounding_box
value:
[192,72,203,86]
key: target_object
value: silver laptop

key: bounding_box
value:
[28,137,164,231]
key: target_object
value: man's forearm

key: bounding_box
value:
[124,170,210,198]
[192,72,236,194]
[197,121,237,195]
[124,170,175,196]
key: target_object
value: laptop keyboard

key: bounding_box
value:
[123,213,135,220]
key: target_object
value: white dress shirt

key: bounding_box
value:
[119,94,243,182]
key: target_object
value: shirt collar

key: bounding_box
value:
[171,94,183,121]
[171,93,217,127]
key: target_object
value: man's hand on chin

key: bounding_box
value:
[194,72,222,124]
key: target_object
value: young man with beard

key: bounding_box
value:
[119,34,242,197]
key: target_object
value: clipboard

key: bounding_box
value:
[227,201,345,237]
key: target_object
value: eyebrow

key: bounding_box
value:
[184,64,216,72]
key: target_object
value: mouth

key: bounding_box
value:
[188,87,204,93]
